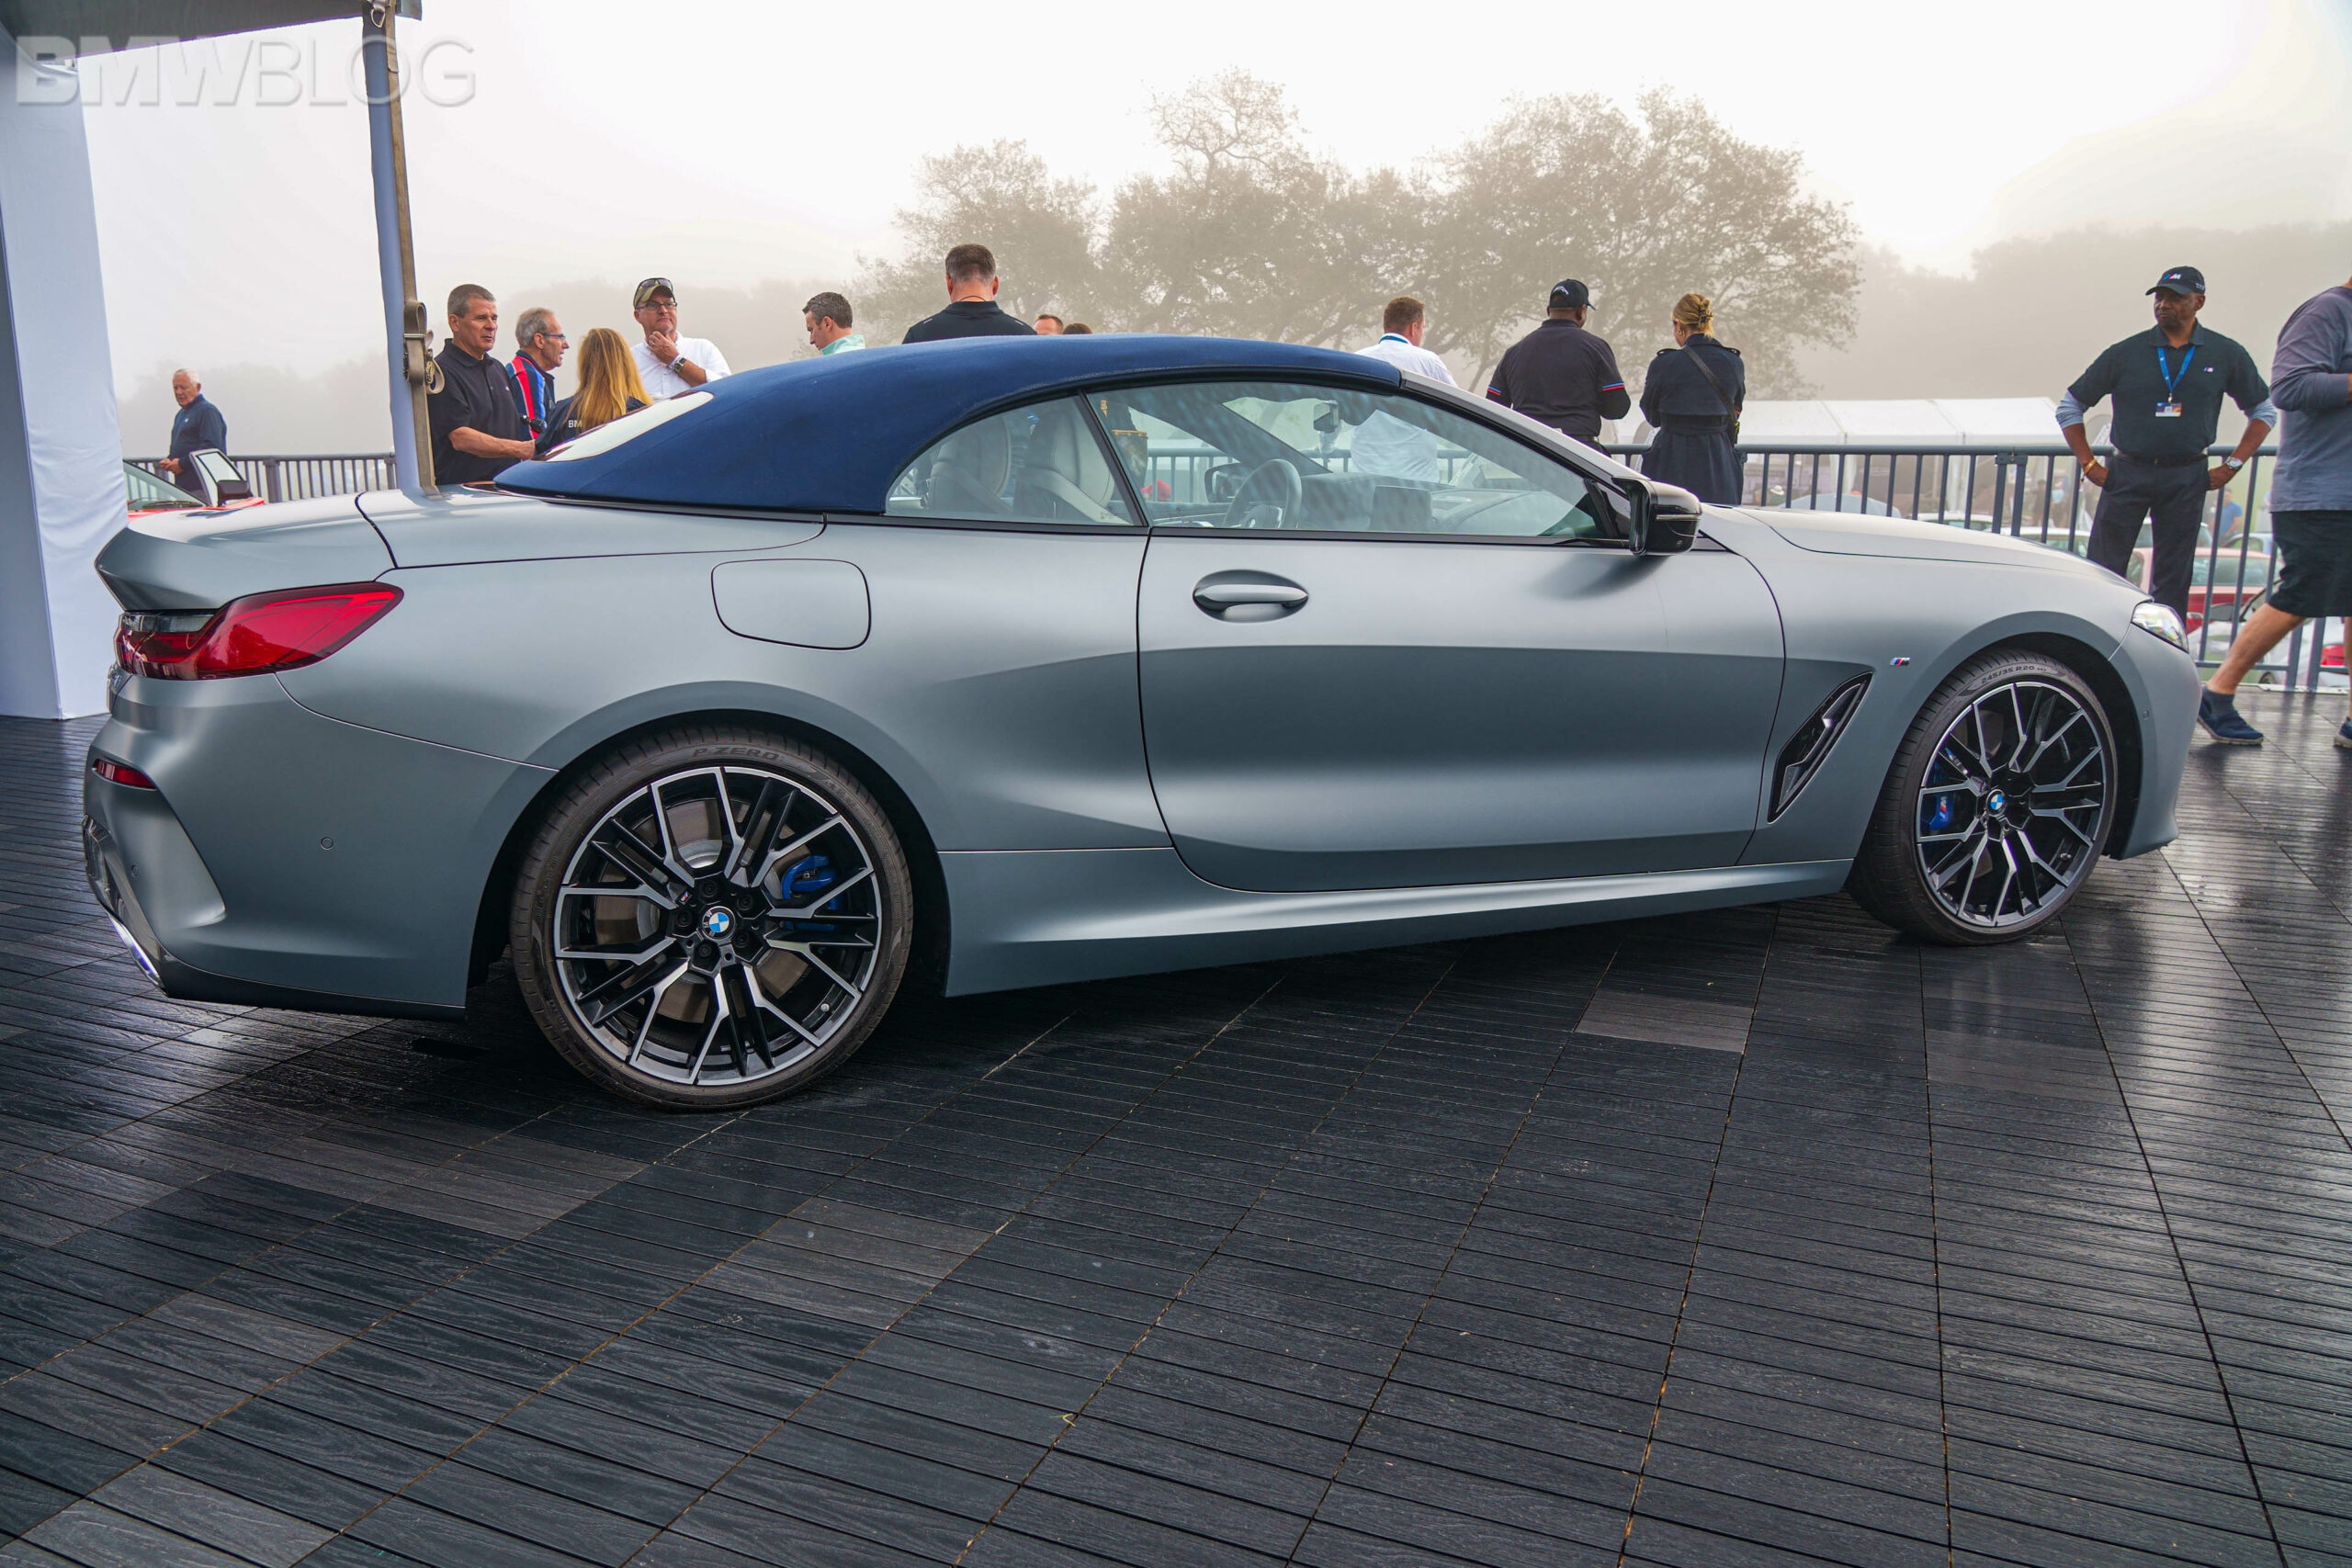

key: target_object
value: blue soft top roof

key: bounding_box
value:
[497,334,1402,513]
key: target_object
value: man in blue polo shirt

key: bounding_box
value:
[2059,265,2274,623]
[161,368,226,485]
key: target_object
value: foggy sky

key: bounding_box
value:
[74,0,2352,454]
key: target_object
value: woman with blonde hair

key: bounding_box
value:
[1637,291,1746,503]
[538,327,651,453]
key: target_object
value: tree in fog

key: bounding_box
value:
[856,140,1102,342]
[1430,91,1860,393]
[869,75,1858,392]
[1105,71,1395,345]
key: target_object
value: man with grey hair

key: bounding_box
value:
[903,245,1035,343]
[161,368,225,483]
[428,283,533,485]
[508,306,567,441]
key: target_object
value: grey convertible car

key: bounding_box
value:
[85,336,2199,1108]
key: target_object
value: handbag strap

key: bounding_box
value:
[1680,344,1736,418]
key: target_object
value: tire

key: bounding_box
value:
[510,725,912,1109]
[1849,650,2116,944]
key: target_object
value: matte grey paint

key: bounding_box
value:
[939,848,1851,993]
[83,378,2199,1023]
[1136,532,1783,890]
[96,497,391,611]
[360,487,823,568]
[90,669,547,1005]
[712,559,871,649]
[276,521,1167,852]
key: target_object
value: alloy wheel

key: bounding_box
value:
[1915,680,2109,930]
[548,764,882,1089]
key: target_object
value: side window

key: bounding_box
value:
[1088,380,1615,540]
[886,398,1136,525]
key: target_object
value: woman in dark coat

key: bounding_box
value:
[1638,292,1745,504]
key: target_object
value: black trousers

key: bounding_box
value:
[2086,456,2209,616]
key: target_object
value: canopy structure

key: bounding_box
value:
[0,2,419,719]
[0,1,412,33]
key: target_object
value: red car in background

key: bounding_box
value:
[123,450,265,521]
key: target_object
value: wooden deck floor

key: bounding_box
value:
[1,695,2347,1568]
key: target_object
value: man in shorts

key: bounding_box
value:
[2198,271,2352,747]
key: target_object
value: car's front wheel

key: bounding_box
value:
[511,726,911,1109]
[1849,650,2116,944]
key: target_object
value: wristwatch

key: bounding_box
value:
[2222,456,2245,470]
[669,355,686,373]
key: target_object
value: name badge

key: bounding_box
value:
[2154,401,2184,418]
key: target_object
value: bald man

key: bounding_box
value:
[162,369,226,483]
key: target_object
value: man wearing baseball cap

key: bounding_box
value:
[630,278,732,400]
[2058,266,2273,671]
[1484,279,1631,448]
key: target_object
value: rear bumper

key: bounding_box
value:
[85,671,551,1015]
[84,813,462,1020]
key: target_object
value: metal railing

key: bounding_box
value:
[128,454,397,504]
[1607,440,2337,693]
[133,441,2339,692]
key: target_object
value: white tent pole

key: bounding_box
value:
[360,3,433,491]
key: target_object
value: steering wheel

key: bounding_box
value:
[1224,458,1303,529]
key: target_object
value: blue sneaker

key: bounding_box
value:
[2336,719,2352,751]
[2198,689,2264,745]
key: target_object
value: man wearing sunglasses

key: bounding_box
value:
[509,307,568,441]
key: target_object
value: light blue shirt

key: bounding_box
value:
[820,333,867,355]
[2269,286,2352,511]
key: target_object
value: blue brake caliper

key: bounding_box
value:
[779,854,840,933]
[1925,794,1955,833]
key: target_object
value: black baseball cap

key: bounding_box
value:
[2146,265,2205,297]
[633,276,677,309]
[1549,278,1591,310]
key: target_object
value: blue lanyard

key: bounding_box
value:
[2156,344,2196,399]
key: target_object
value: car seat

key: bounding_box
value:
[1015,404,1126,523]
[924,419,1012,514]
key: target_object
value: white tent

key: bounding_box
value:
[0,3,421,719]
[1625,397,2061,447]
[1621,397,2074,525]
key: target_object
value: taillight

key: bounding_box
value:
[115,582,401,680]
[90,756,156,788]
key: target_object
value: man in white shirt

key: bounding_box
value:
[629,277,731,400]
[1351,296,1455,481]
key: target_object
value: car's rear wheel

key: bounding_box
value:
[1849,651,2115,944]
[511,726,911,1109]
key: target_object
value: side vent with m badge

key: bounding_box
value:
[1770,676,1871,820]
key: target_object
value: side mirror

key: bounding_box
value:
[1624,479,1702,558]
[185,449,253,508]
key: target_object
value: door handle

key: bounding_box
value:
[1193,573,1307,620]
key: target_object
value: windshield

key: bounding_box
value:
[1089,380,1616,540]
[542,391,713,462]
[122,462,202,511]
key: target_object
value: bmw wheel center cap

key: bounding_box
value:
[1986,789,2007,814]
[702,907,735,941]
